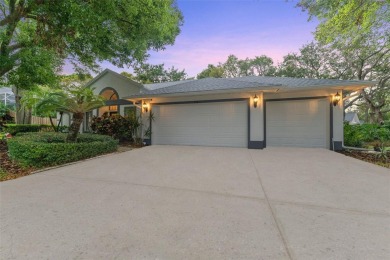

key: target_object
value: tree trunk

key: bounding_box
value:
[66,112,84,142]
[56,112,64,132]
[364,107,369,123]
[368,104,384,124]
[48,116,57,132]
[12,86,32,124]
[373,108,384,124]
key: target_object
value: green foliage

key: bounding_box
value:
[21,86,58,116]
[7,133,118,168]
[197,64,224,79]
[0,102,9,117]
[1,0,183,77]
[197,54,277,79]
[0,132,6,142]
[90,114,141,142]
[344,123,390,148]
[375,142,389,162]
[344,123,363,147]
[133,63,187,83]
[36,85,105,142]
[0,103,13,124]
[5,47,62,90]
[120,72,135,80]
[3,124,51,135]
[296,0,389,44]
[60,73,93,86]
[36,86,104,115]
[1,0,183,124]
[143,112,155,139]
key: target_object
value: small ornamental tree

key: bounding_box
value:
[36,86,104,142]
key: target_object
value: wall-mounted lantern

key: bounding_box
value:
[142,101,149,112]
[253,94,259,108]
[333,92,341,107]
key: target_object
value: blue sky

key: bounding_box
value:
[66,0,318,77]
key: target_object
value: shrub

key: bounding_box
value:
[7,132,118,168]
[90,114,141,142]
[3,124,52,135]
[344,123,363,147]
[344,123,390,147]
[0,104,14,131]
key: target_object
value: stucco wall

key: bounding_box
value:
[88,72,143,98]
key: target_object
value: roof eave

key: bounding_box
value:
[124,81,374,99]
[124,86,281,99]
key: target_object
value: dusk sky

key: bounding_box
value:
[67,0,318,77]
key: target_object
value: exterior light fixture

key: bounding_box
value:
[333,92,341,106]
[142,101,148,112]
[253,94,259,108]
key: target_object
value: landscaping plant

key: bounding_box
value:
[90,113,141,142]
[7,132,118,168]
[3,124,51,135]
[36,86,104,142]
[344,123,390,148]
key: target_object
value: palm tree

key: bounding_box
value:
[37,86,104,142]
[21,86,60,131]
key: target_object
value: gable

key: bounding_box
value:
[87,69,144,98]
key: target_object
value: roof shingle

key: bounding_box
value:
[127,76,375,98]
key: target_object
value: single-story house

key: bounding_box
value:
[60,69,374,151]
[344,112,361,125]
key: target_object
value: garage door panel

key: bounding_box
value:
[266,99,329,148]
[267,137,326,147]
[152,101,247,148]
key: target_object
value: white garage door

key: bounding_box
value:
[152,101,247,147]
[266,99,329,148]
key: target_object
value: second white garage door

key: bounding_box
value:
[152,101,248,147]
[266,98,329,148]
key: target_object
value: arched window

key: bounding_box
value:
[100,88,119,114]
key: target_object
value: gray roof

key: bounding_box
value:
[228,76,371,87]
[140,77,281,96]
[0,87,13,94]
[344,112,358,122]
[144,79,197,90]
[125,76,374,98]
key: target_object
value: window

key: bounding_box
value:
[100,88,119,115]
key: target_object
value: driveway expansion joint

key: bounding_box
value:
[248,150,294,260]
[42,173,267,202]
[270,200,390,218]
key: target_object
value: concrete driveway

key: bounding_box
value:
[1,146,389,259]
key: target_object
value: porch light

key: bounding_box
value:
[333,92,341,106]
[253,95,259,108]
[142,101,148,112]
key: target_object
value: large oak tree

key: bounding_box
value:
[1,0,183,123]
[297,0,389,44]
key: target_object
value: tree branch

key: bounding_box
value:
[344,94,362,110]
[8,43,24,52]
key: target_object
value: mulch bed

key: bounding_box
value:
[338,149,390,168]
[0,141,35,181]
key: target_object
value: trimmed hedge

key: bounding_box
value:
[3,124,52,135]
[7,132,118,168]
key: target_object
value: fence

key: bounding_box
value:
[9,111,57,125]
